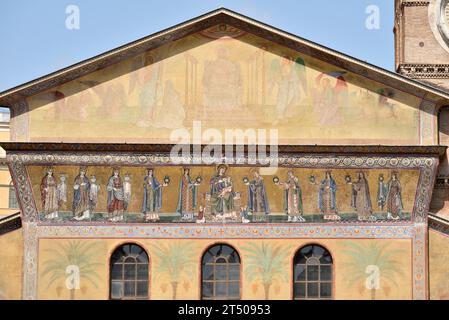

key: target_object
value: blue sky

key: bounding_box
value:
[0,0,394,92]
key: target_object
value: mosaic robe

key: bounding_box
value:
[176,174,197,215]
[40,174,59,218]
[248,176,270,214]
[210,175,234,214]
[319,175,337,214]
[89,180,100,211]
[142,175,162,213]
[72,175,91,217]
[107,175,125,214]
[351,176,373,220]
[284,176,303,216]
[386,178,403,219]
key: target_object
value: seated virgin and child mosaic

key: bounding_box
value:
[37,164,409,224]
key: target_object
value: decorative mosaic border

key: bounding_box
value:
[36,223,415,239]
[413,223,427,300]
[22,222,38,300]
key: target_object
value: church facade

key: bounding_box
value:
[1,3,449,300]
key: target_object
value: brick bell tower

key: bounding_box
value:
[395,0,449,215]
[395,0,449,90]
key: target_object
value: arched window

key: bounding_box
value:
[293,244,333,300]
[110,243,149,300]
[8,181,18,209]
[201,244,240,300]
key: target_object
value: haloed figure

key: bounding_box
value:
[277,170,304,222]
[73,167,91,221]
[142,168,162,222]
[246,169,270,215]
[386,172,403,220]
[40,167,59,219]
[107,167,125,222]
[351,172,374,221]
[319,171,339,220]
[210,164,235,216]
[177,168,198,220]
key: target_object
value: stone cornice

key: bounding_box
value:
[398,64,449,79]
[429,213,449,235]
[0,212,21,236]
[0,142,446,157]
[402,1,430,7]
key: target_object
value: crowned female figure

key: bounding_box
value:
[386,172,403,220]
[73,166,91,221]
[319,171,339,220]
[246,169,270,215]
[107,167,125,222]
[142,168,163,222]
[176,168,199,220]
[350,172,373,221]
[275,170,304,222]
[40,167,59,220]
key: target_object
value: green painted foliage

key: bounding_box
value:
[41,240,105,290]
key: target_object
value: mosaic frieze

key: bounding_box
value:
[27,164,423,224]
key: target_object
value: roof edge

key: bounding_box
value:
[1,7,449,105]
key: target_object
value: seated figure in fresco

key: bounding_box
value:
[202,46,242,112]
[210,164,236,217]
[142,168,163,222]
[107,167,125,222]
[350,172,375,221]
[176,168,199,221]
[275,170,304,222]
[245,168,270,216]
[319,171,340,220]
[40,167,60,220]
[72,166,91,221]
[385,172,404,220]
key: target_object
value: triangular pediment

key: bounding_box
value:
[1,8,447,145]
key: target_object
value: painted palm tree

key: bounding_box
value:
[340,242,405,300]
[151,241,198,299]
[41,240,104,300]
[242,242,290,300]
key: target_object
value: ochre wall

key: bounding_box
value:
[36,238,412,300]
[429,229,449,299]
[0,229,23,299]
[25,26,423,145]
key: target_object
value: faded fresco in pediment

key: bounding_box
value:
[27,164,419,224]
[26,24,421,144]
